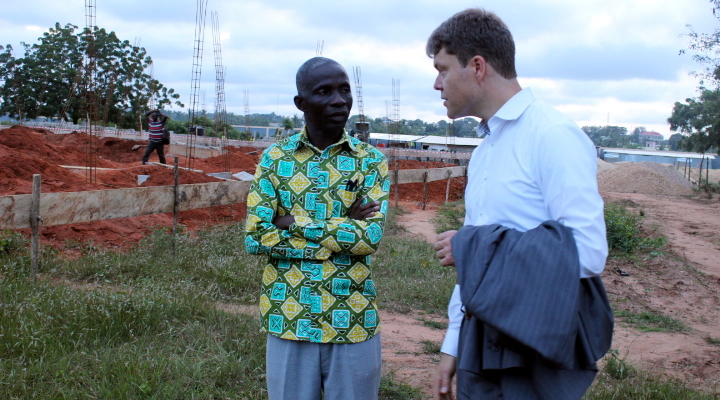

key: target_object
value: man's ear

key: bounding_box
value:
[469,55,487,83]
[294,95,304,112]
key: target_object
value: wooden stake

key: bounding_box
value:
[31,174,41,283]
[394,161,399,208]
[422,171,428,210]
[173,156,179,237]
[445,169,452,204]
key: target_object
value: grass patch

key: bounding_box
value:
[584,354,718,399]
[432,201,465,233]
[615,310,690,333]
[605,203,667,258]
[0,274,266,399]
[373,234,456,314]
[704,336,720,346]
[420,340,442,355]
[420,319,448,330]
[379,370,426,400]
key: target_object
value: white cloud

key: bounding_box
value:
[1,0,718,132]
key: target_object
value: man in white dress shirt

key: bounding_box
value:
[428,8,608,400]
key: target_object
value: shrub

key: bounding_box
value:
[605,203,643,254]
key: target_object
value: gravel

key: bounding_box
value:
[597,161,695,196]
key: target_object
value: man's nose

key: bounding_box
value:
[433,76,443,91]
[330,90,347,105]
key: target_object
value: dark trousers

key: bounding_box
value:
[142,141,165,164]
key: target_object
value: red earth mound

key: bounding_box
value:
[1,126,464,250]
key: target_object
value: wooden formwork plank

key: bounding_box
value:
[391,166,466,184]
[0,181,251,230]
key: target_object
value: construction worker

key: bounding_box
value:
[142,109,168,165]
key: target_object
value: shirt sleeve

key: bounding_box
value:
[287,157,391,256]
[244,160,334,261]
[441,285,463,357]
[535,121,608,278]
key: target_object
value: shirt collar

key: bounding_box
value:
[295,127,358,153]
[483,87,535,136]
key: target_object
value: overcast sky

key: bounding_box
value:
[2,0,719,137]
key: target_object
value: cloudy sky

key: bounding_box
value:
[2,0,719,137]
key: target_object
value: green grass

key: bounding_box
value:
[379,370,427,400]
[0,275,266,399]
[615,310,691,333]
[704,336,720,346]
[420,318,448,330]
[420,340,442,355]
[0,207,714,399]
[431,201,465,233]
[584,354,718,399]
[373,234,456,314]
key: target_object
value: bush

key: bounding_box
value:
[605,203,643,254]
[0,230,26,255]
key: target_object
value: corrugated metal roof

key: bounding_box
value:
[368,133,427,141]
[417,136,484,146]
[602,148,715,160]
[368,132,483,146]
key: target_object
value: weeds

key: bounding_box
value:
[615,310,690,333]
[432,201,465,233]
[584,353,718,399]
[605,203,667,257]
[420,340,442,355]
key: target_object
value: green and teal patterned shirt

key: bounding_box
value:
[245,128,390,344]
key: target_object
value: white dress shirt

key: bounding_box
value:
[440,88,608,357]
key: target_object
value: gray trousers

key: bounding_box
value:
[266,333,382,400]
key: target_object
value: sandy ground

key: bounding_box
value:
[385,193,720,397]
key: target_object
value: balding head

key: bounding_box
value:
[296,57,343,96]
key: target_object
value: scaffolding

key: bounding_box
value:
[244,90,250,136]
[186,0,208,170]
[446,119,456,149]
[352,66,369,142]
[211,11,230,172]
[84,0,98,184]
[389,78,400,162]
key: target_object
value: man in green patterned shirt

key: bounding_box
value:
[245,57,391,400]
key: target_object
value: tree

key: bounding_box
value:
[668,2,720,154]
[668,90,719,154]
[682,0,720,88]
[631,126,646,145]
[581,125,629,148]
[668,133,684,151]
[0,23,182,126]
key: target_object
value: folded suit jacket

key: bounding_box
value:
[451,221,614,399]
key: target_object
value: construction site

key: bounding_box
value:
[2,0,720,398]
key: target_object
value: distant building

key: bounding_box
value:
[367,133,483,153]
[639,131,664,149]
[599,148,717,169]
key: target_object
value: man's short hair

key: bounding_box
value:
[296,57,342,95]
[426,8,517,79]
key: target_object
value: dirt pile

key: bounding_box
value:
[1,126,244,249]
[598,161,695,196]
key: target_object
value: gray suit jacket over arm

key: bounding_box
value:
[452,221,613,399]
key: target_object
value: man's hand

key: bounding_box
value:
[348,195,380,220]
[433,353,457,400]
[272,215,295,230]
[434,230,457,266]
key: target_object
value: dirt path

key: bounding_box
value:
[602,192,720,390]
[387,193,720,394]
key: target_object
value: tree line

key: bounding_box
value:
[0,23,181,129]
[668,0,720,156]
